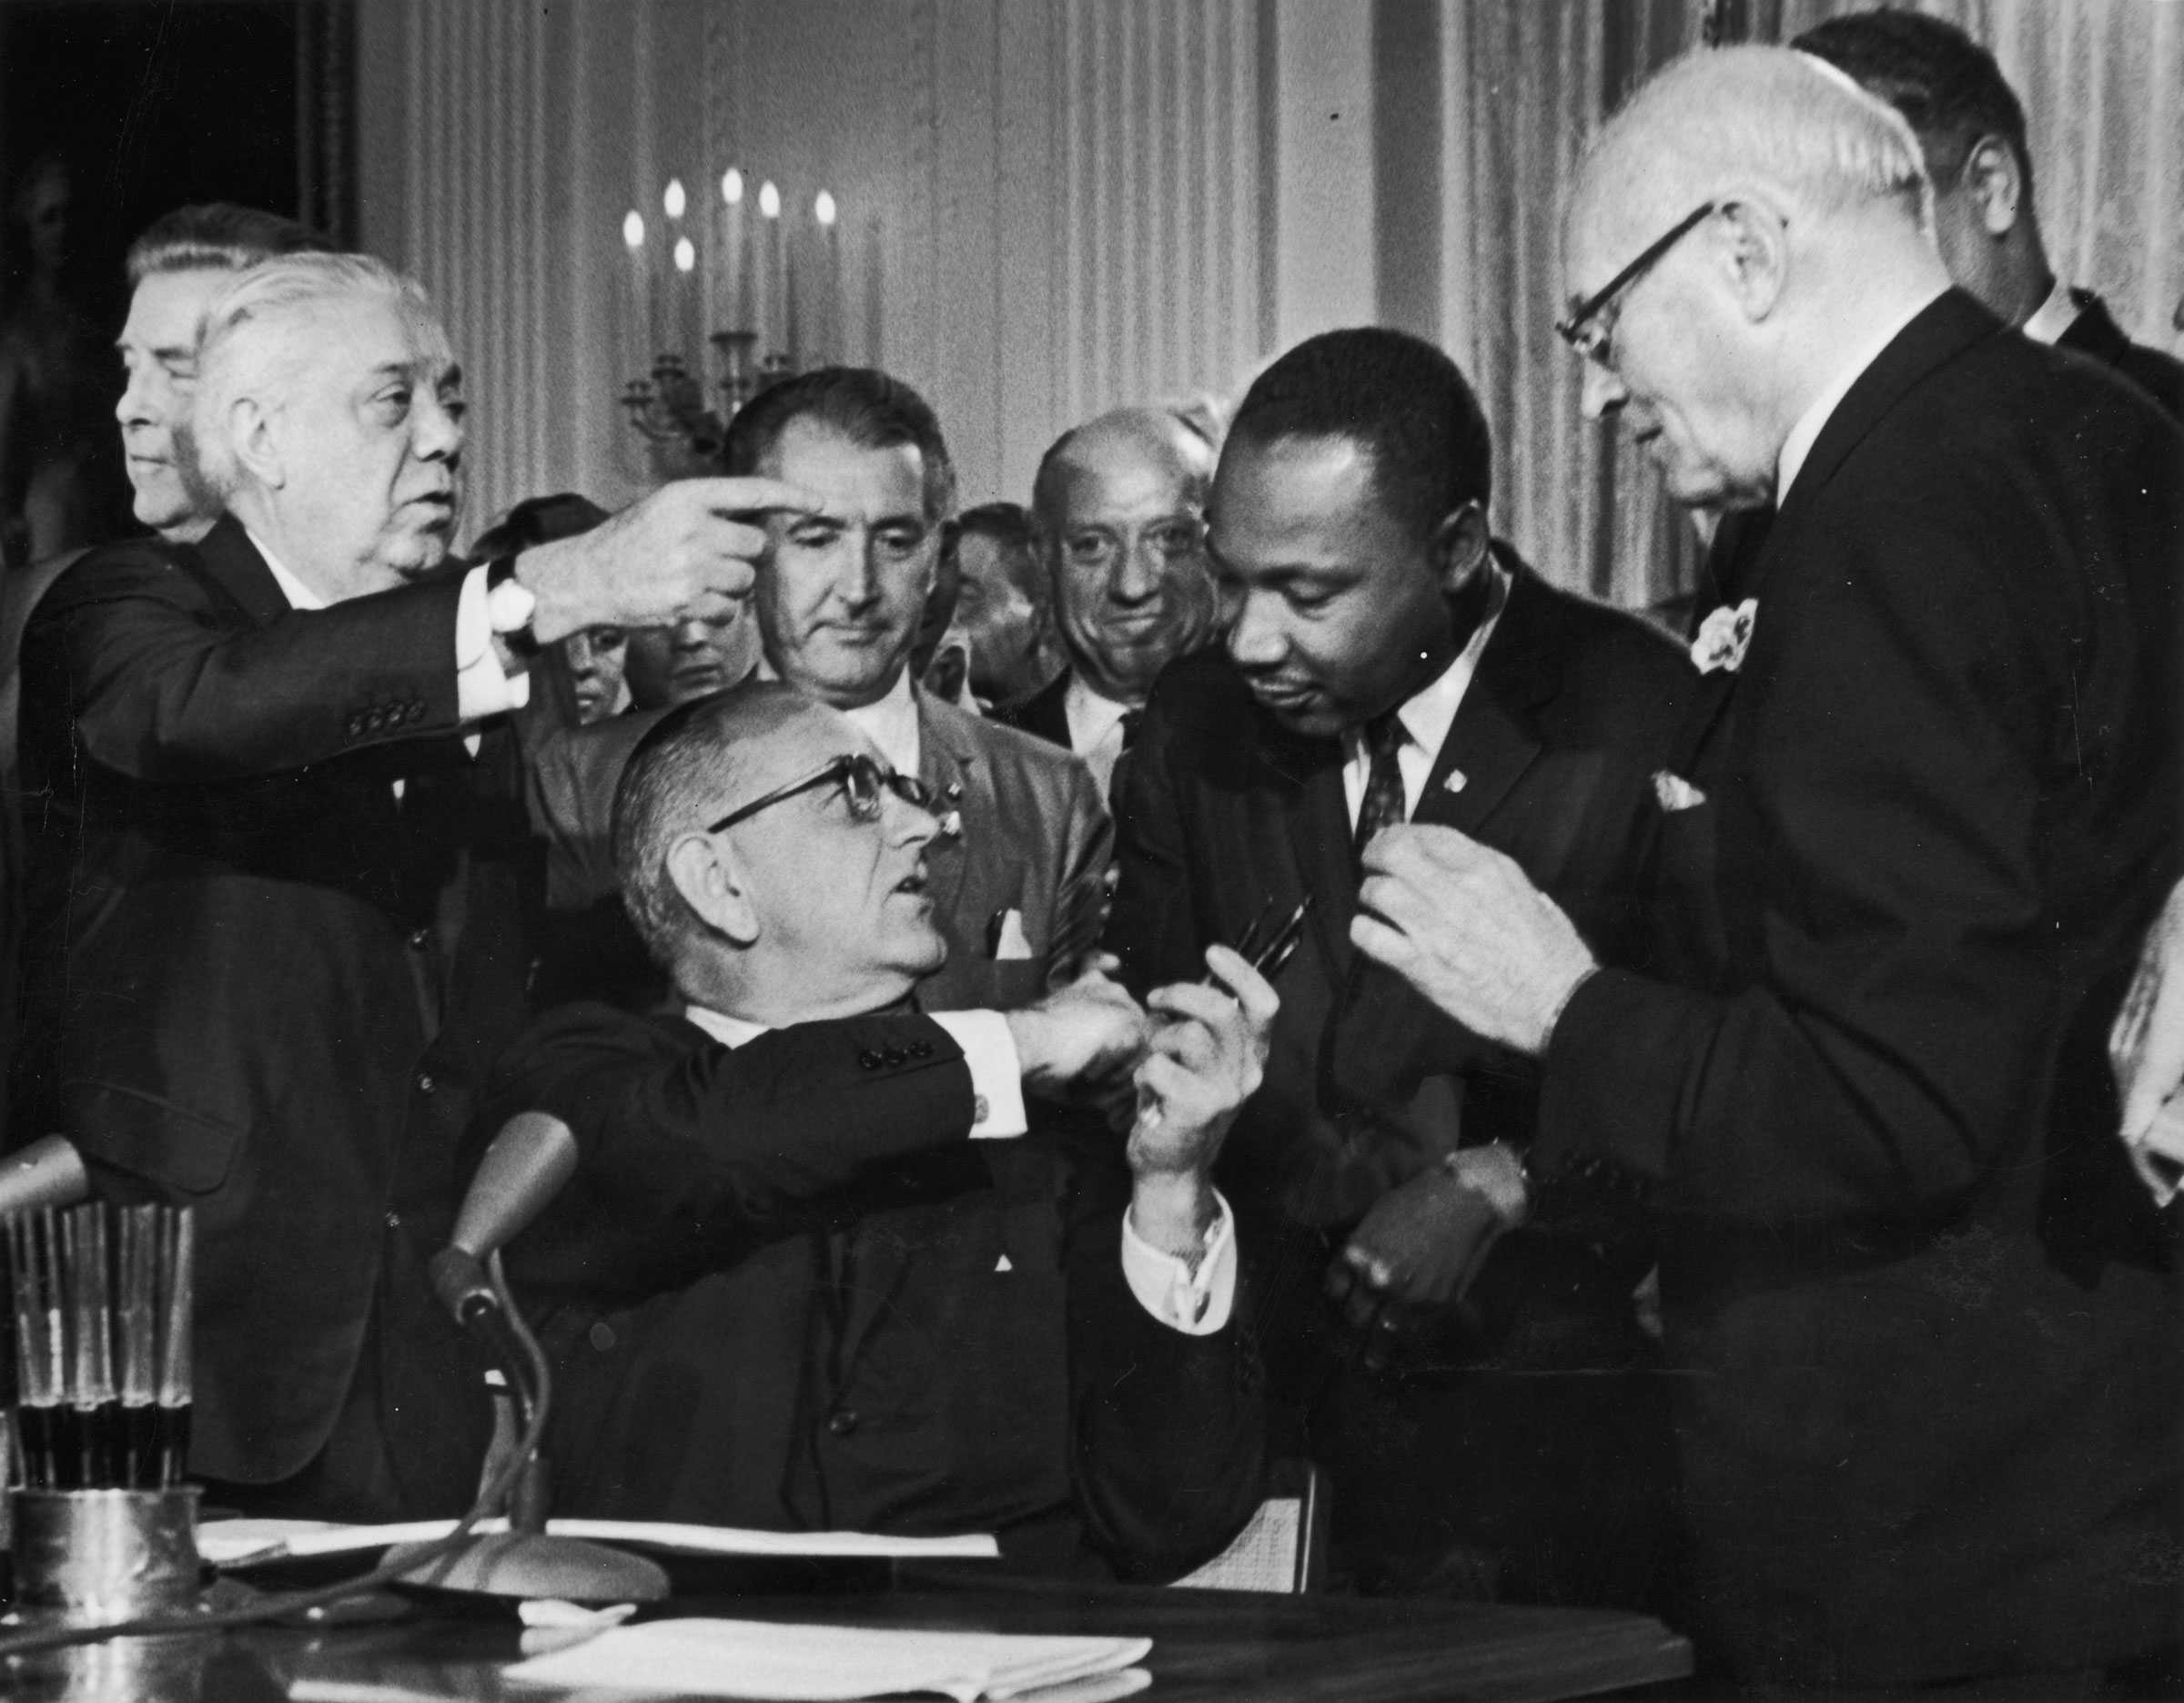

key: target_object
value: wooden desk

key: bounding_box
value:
[5,1568,1694,1703]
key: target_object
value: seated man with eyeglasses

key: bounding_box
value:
[479,680,1274,1578]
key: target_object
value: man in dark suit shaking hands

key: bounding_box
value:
[1106,327,1693,1607]
[1351,48,2182,1689]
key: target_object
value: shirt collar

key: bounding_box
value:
[1353,556,1510,760]
[839,667,922,776]
[1063,672,1133,753]
[684,1005,768,1049]
[2019,276,2080,346]
[1776,283,1948,502]
[247,527,325,612]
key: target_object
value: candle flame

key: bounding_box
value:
[663,177,687,219]
[814,190,838,227]
[759,180,782,219]
[722,167,744,206]
[674,236,696,273]
[622,210,645,249]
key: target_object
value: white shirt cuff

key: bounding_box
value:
[1120,1189,1237,1335]
[453,564,533,721]
[927,1010,1026,1139]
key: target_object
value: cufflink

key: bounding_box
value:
[972,1094,990,1123]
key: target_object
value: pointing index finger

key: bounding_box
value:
[680,475,831,519]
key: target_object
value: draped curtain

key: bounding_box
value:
[1440,0,2184,616]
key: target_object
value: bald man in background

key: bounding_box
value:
[1003,408,1219,801]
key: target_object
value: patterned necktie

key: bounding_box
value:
[1353,710,1408,856]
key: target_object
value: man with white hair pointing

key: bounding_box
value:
[13,251,819,1517]
[1348,46,2182,1688]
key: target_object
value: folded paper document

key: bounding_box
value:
[501,1618,1151,1701]
[200,1516,999,1569]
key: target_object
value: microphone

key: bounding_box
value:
[0,1136,89,1218]
[392,1110,666,1604]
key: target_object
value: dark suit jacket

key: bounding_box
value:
[12,515,521,1503]
[1539,292,2183,1684]
[2058,287,2184,421]
[992,666,1075,750]
[487,1002,1264,1580]
[1103,556,1692,1606]
[914,691,1110,1013]
[1108,553,1693,1229]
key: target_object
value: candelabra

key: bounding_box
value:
[622,334,795,477]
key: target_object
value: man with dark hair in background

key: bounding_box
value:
[725,367,1114,1019]
[1106,326,1692,1607]
[951,501,1061,707]
[1006,408,1219,804]
[1795,8,2183,419]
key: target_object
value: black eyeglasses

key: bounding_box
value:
[706,753,935,834]
[1555,200,1720,365]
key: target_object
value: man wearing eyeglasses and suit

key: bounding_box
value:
[1105,328,1694,1608]
[1348,49,2181,1689]
[485,682,1273,1576]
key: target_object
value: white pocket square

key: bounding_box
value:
[1653,770,1707,813]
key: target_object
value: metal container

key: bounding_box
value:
[8,1486,204,1625]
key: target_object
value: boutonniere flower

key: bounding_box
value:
[1691,598,1758,675]
[1652,770,1707,813]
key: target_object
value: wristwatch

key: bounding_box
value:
[484,555,541,659]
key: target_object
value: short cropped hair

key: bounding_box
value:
[1224,328,1492,541]
[126,202,330,286]
[470,492,610,562]
[1793,11,2032,198]
[955,501,1034,553]
[1028,408,1218,538]
[1582,45,1929,238]
[612,680,815,967]
[192,252,439,501]
[723,367,958,522]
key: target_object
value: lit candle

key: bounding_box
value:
[757,179,784,361]
[720,167,748,332]
[622,208,654,375]
[814,190,842,367]
[673,235,698,359]
[662,179,690,357]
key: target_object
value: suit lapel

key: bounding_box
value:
[1410,556,1551,838]
[193,513,294,630]
[1256,717,1354,977]
[915,691,977,934]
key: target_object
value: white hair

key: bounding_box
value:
[1579,44,1932,240]
[190,252,441,501]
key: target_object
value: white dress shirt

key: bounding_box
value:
[683,1002,1237,1333]
[1340,558,1511,831]
[835,667,923,775]
[1064,674,1136,801]
[2018,276,2081,347]
[1775,284,1948,503]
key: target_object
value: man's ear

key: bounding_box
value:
[1714,197,1791,322]
[1956,135,2025,238]
[229,397,284,491]
[1431,500,1491,599]
[665,831,760,948]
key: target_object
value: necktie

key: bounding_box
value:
[1353,710,1407,856]
[1118,708,1143,752]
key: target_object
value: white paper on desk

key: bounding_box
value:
[200,1516,999,1568]
[500,1618,1151,1701]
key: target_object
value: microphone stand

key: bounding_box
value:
[386,1117,668,1604]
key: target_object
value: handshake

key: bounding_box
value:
[1002,948,1277,1249]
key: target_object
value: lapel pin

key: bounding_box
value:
[1442,768,1468,794]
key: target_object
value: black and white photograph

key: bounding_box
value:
[0,2,2178,1698]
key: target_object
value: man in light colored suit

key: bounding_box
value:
[725,368,1112,1015]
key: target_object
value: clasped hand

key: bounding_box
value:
[1350,824,1597,1057]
